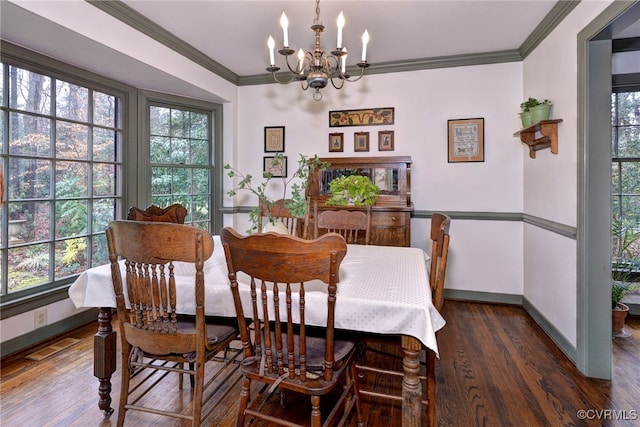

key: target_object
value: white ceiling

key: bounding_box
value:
[1,0,639,95]
[118,0,557,77]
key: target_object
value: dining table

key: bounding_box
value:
[68,235,446,427]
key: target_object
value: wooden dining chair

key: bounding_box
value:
[127,203,188,224]
[220,227,363,427]
[313,202,371,244]
[423,212,451,425]
[429,212,451,312]
[256,197,310,238]
[106,221,239,427]
[355,212,451,427]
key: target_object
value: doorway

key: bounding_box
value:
[579,2,640,379]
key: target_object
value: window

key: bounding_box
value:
[0,62,123,301]
[0,45,222,315]
[141,91,221,233]
[611,90,640,261]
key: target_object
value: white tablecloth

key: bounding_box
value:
[68,236,445,356]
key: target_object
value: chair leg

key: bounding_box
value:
[192,360,205,427]
[310,395,321,427]
[350,361,364,426]
[425,350,436,427]
[117,343,132,427]
[236,377,251,427]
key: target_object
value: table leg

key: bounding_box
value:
[94,307,116,416]
[400,336,422,427]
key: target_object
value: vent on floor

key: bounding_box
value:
[25,338,80,361]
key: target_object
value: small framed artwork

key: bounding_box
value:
[329,107,395,127]
[354,132,370,152]
[264,126,285,152]
[263,156,287,177]
[447,118,484,163]
[378,130,394,151]
[329,133,344,152]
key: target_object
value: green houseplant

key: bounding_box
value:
[519,97,552,127]
[611,277,640,337]
[325,175,380,207]
[225,153,328,233]
[611,217,640,336]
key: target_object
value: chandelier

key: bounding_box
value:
[266,0,370,101]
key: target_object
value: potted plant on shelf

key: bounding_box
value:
[325,175,380,206]
[225,153,328,234]
[519,97,537,128]
[519,97,552,128]
[611,217,640,337]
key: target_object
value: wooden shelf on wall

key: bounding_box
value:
[513,119,563,159]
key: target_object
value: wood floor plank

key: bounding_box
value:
[1,301,639,426]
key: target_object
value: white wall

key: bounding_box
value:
[522,1,613,346]
[232,62,525,296]
[0,300,88,342]
[613,51,640,74]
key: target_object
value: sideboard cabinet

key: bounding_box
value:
[307,156,414,247]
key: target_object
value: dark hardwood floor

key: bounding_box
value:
[1,300,639,426]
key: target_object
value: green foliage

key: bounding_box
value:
[612,217,640,260]
[611,216,640,307]
[325,175,380,206]
[8,270,47,292]
[17,249,49,271]
[612,280,640,308]
[62,238,87,267]
[520,97,552,112]
[225,153,329,233]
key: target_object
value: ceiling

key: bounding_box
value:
[117,0,558,77]
[1,1,639,96]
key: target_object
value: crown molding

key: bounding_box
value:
[239,49,523,86]
[519,0,581,58]
[86,0,240,85]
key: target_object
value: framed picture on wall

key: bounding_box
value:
[329,133,344,152]
[447,118,484,162]
[378,130,394,151]
[263,156,287,177]
[264,126,285,152]
[354,132,370,152]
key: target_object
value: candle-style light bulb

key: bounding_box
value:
[361,30,369,62]
[341,48,347,73]
[336,12,345,49]
[297,48,305,73]
[280,12,289,47]
[268,36,275,66]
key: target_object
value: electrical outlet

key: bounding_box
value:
[34,308,47,329]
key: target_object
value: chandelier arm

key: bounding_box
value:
[329,77,345,90]
[270,71,299,85]
[340,65,368,82]
[325,55,341,77]
[283,54,303,75]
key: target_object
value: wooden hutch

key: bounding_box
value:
[307,156,414,247]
